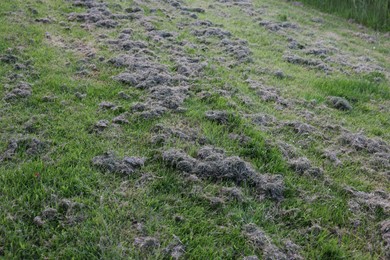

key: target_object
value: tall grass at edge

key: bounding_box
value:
[298,0,390,31]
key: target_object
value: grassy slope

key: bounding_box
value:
[0,0,389,259]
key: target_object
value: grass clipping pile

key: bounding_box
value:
[163,146,284,201]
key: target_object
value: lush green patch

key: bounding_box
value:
[313,76,390,103]
[299,0,390,31]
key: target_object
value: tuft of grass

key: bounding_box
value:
[278,14,288,22]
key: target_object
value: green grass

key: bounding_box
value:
[298,0,390,31]
[0,0,389,258]
[313,77,390,102]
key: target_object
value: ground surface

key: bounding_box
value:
[0,0,389,259]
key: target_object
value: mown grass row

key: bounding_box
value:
[298,0,390,30]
